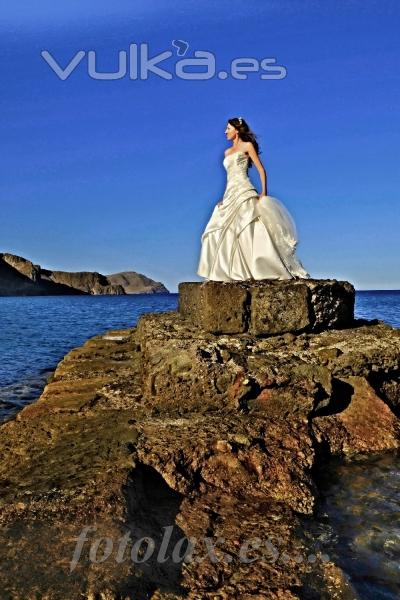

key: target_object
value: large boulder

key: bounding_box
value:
[178,279,355,336]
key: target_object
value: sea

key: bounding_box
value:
[0,289,399,598]
[0,293,178,423]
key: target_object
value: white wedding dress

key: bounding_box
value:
[197,150,310,281]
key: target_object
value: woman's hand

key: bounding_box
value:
[257,193,267,202]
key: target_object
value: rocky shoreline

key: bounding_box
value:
[0,278,399,599]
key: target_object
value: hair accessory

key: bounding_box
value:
[238,117,243,125]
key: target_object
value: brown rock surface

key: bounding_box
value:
[178,279,355,335]
[0,279,398,598]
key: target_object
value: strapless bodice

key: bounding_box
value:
[223,151,250,177]
[222,150,255,203]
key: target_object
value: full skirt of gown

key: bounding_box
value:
[197,151,310,281]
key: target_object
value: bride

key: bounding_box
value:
[197,117,310,282]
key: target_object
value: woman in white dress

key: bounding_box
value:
[197,117,310,282]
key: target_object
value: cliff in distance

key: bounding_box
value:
[0,252,169,295]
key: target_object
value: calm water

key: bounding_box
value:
[304,450,400,600]
[355,290,400,328]
[0,293,178,422]
[0,290,399,596]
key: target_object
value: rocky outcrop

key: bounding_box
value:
[108,271,169,294]
[0,278,398,598]
[0,252,169,295]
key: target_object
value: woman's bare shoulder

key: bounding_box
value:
[244,141,256,153]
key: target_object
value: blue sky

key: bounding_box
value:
[1,1,399,292]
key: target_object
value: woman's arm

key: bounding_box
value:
[246,142,268,198]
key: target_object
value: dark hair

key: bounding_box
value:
[228,117,261,168]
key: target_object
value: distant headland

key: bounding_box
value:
[0,252,169,296]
